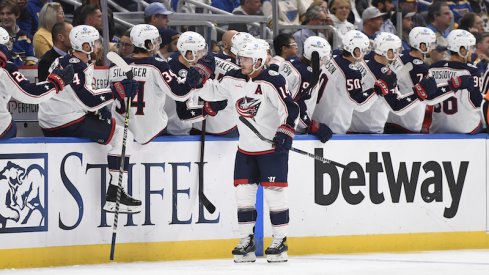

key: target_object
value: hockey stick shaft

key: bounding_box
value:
[107,52,134,261]
[198,120,216,213]
[239,116,348,169]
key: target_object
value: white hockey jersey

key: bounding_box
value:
[197,68,299,153]
[1,62,58,135]
[279,58,316,133]
[429,61,483,133]
[312,55,377,134]
[193,52,241,134]
[39,55,114,129]
[109,56,194,143]
[386,53,454,132]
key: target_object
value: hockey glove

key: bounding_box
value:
[195,52,216,78]
[203,99,228,116]
[308,120,333,143]
[48,64,74,93]
[112,79,139,101]
[186,67,204,88]
[449,75,474,92]
[273,124,295,153]
[413,77,436,101]
[98,106,112,121]
[373,70,397,96]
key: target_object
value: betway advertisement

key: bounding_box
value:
[0,135,487,252]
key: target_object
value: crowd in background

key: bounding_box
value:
[1,0,489,136]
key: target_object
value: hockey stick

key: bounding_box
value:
[310,51,321,88]
[239,116,348,169]
[198,120,216,213]
[107,52,133,261]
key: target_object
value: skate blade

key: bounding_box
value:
[103,201,141,214]
[233,252,256,263]
[266,252,288,263]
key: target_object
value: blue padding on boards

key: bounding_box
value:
[255,185,264,256]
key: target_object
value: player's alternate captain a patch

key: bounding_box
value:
[0,154,48,233]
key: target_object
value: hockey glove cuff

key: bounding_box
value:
[449,75,473,92]
[47,73,65,93]
[273,124,295,153]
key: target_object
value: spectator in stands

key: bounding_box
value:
[117,29,134,59]
[460,12,484,33]
[0,0,36,66]
[157,27,179,60]
[211,0,240,13]
[228,0,263,37]
[447,0,472,23]
[361,7,384,40]
[262,0,312,26]
[371,0,395,34]
[474,32,489,76]
[211,40,222,53]
[219,29,237,58]
[33,2,65,58]
[293,6,328,55]
[330,0,356,49]
[427,1,452,64]
[16,0,37,38]
[37,22,72,81]
[73,1,115,41]
[145,2,173,30]
[269,33,298,71]
[26,0,49,36]
[392,9,415,51]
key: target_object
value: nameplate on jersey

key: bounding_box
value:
[215,58,237,72]
[112,67,148,78]
[430,69,457,82]
[324,60,336,74]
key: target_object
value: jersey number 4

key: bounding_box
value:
[115,81,146,115]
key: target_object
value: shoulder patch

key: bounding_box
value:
[307,66,313,72]
[413,59,424,65]
[381,66,389,73]
[178,69,188,78]
[269,70,279,76]
[69,58,80,63]
[349,63,359,71]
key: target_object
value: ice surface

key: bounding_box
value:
[1,250,489,275]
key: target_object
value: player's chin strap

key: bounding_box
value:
[247,63,264,77]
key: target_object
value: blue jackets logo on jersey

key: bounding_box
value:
[0,154,48,233]
[236,97,261,118]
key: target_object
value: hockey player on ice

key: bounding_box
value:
[108,24,203,209]
[194,40,299,263]
[0,26,74,139]
[429,29,483,133]
[165,31,228,134]
[279,35,333,142]
[350,32,453,133]
[193,31,254,137]
[38,25,142,213]
[312,30,396,134]
[385,27,456,133]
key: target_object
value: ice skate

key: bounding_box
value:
[232,234,256,263]
[265,236,288,263]
[103,184,141,214]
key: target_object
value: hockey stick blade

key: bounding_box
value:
[239,116,348,169]
[198,121,216,214]
[310,51,321,87]
[396,62,413,77]
[107,52,133,79]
